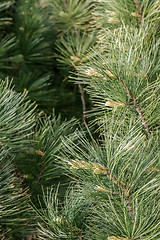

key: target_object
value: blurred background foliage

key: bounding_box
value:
[0,0,92,119]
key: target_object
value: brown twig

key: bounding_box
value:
[134,0,142,22]
[120,79,151,135]
[134,103,151,134]
[71,62,87,125]
[37,156,46,183]
[78,84,86,126]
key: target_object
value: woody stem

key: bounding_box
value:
[71,62,86,125]
[134,0,142,22]
[120,79,151,135]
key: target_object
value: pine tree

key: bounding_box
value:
[0,0,160,239]
[36,0,160,239]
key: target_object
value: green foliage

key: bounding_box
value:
[0,79,37,238]
[0,79,36,151]
[75,25,160,133]
[56,30,95,69]
[14,68,55,109]
[11,0,56,108]
[93,0,160,30]
[46,0,93,33]
[13,110,78,211]
[34,112,78,180]
[0,0,160,239]
[52,0,96,72]
[0,150,36,239]
[40,116,160,239]
[37,186,88,240]
[0,0,59,110]
[0,0,94,117]
[0,36,17,73]
[0,0,15,26]
[35,1,160,240]
[51,0,96,121]
[14,0,53,66]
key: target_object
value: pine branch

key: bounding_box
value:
[102,165,134,221]
[134,0,142,22]
[37,186,87,239]
[120,79,151,135]
[32,112,78,181]
[70,160,134,221]
[0,150,36,237]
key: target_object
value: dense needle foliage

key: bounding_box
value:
[0,0,160,239]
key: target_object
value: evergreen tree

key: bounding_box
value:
[0,0,160,239]
[37,0,160,239]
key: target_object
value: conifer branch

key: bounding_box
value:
[134,0,142,22]
[71,160,134,221]
[102,166,134,221]
[105,168,134,221]
[120,79,151,135]
[71,62,86,125]
[134,103,151,134]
